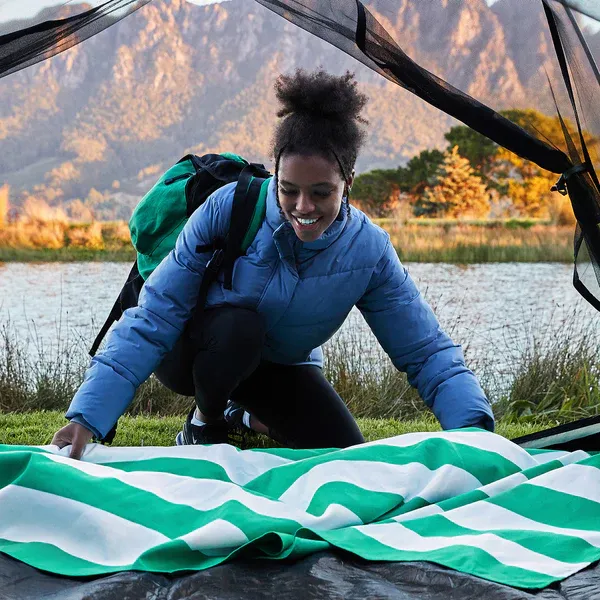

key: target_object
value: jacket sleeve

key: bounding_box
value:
[65,184,234,438]
[356,238,494,431]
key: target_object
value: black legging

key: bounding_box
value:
[154,306,364,449]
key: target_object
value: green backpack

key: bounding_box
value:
[90,152,272,357]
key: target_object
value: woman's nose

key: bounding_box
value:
[295,192,316,214]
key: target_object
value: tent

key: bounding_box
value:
[1,0,600,597]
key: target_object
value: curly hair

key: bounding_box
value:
[271,69,369,211]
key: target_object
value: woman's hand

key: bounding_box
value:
[51,422,94,460]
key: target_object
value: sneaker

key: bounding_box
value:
[175,408,229,446]
[223,400,252,432]
[223,400,254,446]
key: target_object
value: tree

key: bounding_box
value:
[351,150,444,217]
[444,125,498,181]
[398,149,445,195]
[494,108,594,217]
[351,169,401,217]
[414,146,490,218]
[507,176,555,218]
[444,109,598,217]
[0,184,9,228]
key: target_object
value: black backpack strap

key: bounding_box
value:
[192,163,269,316]
[89,261,143,357]
[222,163,270,290]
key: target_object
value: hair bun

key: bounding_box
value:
[275,68,367,123]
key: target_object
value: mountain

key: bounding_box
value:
[0,0,587,218]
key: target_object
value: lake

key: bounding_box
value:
[1,261,598,394]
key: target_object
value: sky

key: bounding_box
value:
[0,0,224,22]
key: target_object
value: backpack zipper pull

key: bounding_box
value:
[164,173,193,186]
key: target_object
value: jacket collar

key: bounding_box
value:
[265,176,348,251]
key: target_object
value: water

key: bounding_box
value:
[1,262,598,393]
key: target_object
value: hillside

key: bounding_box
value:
[0,0,589,218]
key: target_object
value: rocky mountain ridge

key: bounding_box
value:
[1,0,597,218]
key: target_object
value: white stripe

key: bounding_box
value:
[393,473,531,524]
[527,464,600,504]
[278,460,481,511]
[42,443,292,486]
[394,504,443,523]
[362,431,535,470]
[528,450,589,465]
[446,501,600,548]
[392,473,528,525]
[0,485,168,567]
[355,522,589,579]
[478,472,528,498]
[42,453,361,530]
[180,519,249,556]
[477,451,593,501]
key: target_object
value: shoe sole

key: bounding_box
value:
[175,431,184,446]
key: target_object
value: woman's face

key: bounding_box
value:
[277,153,352,243]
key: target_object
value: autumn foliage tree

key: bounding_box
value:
[351,169,401,217]
[0,185,8,228]
[440,109,598,218]
[351,150,446,217]
[414,146,490,218]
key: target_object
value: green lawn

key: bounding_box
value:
[0,411,551,448]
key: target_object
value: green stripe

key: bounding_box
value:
[401,509,600,565]
[0,538,121,576]
[5,452,305,540]
[385,459,579,522]
[305,482,402,522]
[317,526,560,589]
[102,458,236,482]
[491,485,600,531]
[246,439,521,498]
[0,445,50,455]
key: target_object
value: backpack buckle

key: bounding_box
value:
[205,248,225,275]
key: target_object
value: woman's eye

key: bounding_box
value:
[279,189,332,198]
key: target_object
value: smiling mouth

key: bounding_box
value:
[293,216,321,229]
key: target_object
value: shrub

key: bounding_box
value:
[65,222,105,249]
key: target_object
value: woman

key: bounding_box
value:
[52,69,494,459]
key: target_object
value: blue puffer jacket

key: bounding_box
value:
[67,177,494,438]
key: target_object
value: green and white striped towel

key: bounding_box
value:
[0,429,598,589]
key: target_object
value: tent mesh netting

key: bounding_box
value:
[0,0,600,310]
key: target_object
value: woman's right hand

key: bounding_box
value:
[51,421,94,460]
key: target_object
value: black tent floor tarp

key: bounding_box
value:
[1,550,599,600]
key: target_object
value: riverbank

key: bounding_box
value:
[2,304,599,427]
[0,247,136,262]
[0,222,574,263]
[0,411,550,447]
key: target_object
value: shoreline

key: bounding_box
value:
[0,246,573,264]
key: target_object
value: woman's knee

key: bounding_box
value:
[193,306,265,354]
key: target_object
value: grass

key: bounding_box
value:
[0,411,550,447]
[0,247,135,262]
[0,220,574,263]
[1,305,599,449]
[387,223,573,263]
